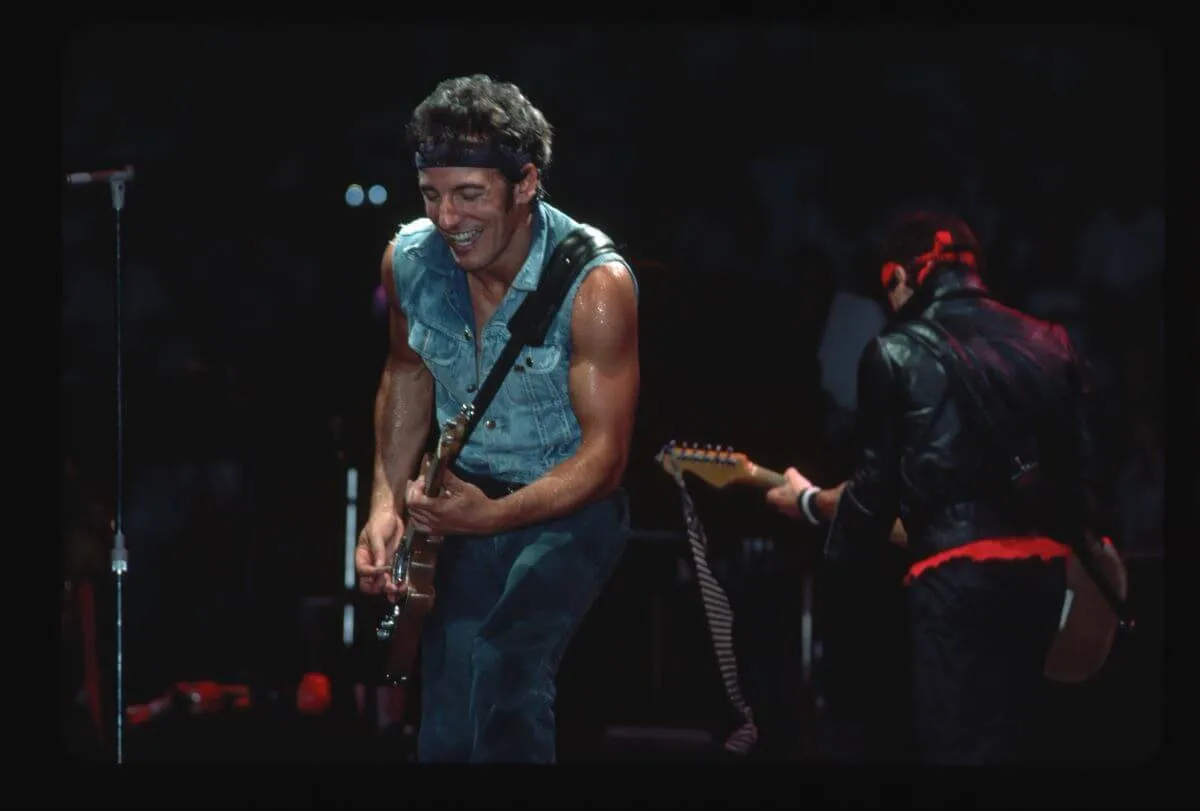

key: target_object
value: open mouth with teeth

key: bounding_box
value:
[445,229,482,256]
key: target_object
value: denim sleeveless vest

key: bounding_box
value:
[391,201,635,485]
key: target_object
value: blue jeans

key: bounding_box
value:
[416,490,629,763]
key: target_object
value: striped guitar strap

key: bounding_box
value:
[661,455,758,754]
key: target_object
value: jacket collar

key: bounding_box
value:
[892,265,992,323]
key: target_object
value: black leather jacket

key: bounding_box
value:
[824,265,1098,569]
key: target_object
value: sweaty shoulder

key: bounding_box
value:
[570,261,639,347]
[575,261,638,313]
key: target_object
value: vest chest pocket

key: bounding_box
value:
[507,344,566,406]
[408,319,465,368]
[517,345,562,375]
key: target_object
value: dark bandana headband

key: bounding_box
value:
[414,141,533,182]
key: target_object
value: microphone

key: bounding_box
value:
[66,166,135,185]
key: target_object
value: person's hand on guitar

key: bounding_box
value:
[765,467,816,520]
[405,471,499,537]
[356,511,406,600]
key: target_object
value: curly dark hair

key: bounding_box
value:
[407,74,553,191]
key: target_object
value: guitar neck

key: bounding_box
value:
[425,467,446,497]
[743,464,787,490]
[658,443,908,547]
[421,454,454,498]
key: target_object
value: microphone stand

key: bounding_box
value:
[67,165,134,764]
[108,174,129,765]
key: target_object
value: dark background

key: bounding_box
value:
[61,22,1164,763]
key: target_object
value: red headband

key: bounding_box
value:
[880,230,971,289]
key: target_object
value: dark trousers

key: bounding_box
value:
[417,491,628,763]
[909,556,1065,764]
[818,543,914,763]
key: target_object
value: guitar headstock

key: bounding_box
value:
[655,440,757,489]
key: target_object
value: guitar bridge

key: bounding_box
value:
[375,545,412,640]
[376,607,397,641]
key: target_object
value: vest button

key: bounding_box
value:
[466,383,477,392]
[485,419,496,430]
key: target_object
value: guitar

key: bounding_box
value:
[655,441,908,546]
[1043,533,1128,684]
[655,441,1127,684]
[375,406,470,685]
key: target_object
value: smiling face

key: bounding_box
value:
[417,165,538,275]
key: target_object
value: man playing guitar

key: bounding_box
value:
[354,75,639,763]
[764,210,1112,764]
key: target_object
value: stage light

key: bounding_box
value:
[344,184,365,207]
[367,184,388,206]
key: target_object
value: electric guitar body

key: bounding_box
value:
[1043,533,1128,684]
[376,410,469,685]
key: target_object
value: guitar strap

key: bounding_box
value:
[662,457,759,755]
[895,317,1134,629]
[455,224,615,450]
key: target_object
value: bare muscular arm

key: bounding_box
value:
[369,242,434,518]
[488,262,639,532]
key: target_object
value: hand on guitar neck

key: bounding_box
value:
[656,441,907,547]
[765,468,907,547]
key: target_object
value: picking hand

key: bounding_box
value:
[355,510,406,600]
